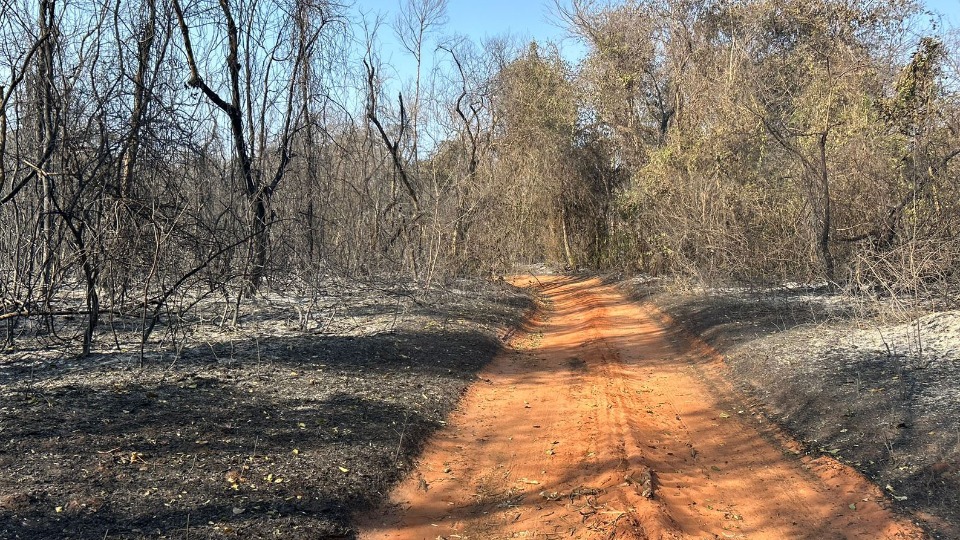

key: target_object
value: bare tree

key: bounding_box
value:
[172,0,332,292]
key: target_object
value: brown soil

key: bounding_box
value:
[359,276,925,539]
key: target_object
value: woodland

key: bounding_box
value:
[0,0,958,354]
[2,1,960,538]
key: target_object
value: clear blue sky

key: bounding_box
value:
[356,0,570,44]
[925,0,960,25]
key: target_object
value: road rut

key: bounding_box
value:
[359,276,923,539]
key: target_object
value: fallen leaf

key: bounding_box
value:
[539,491,561,500]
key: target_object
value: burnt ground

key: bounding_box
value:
[0,279,532,540]
[613,276,960,539]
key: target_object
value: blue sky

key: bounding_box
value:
[926,0,960,24]
[357,0,571,46]
[357,0,960,45]
[356,0,583,84]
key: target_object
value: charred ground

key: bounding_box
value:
[0,280,531,540]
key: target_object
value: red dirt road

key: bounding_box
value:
[359,276,924,539]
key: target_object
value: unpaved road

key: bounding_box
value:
[359,276,924,539]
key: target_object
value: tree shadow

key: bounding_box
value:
[0,321,519,539]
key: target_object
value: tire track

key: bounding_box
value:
[359,276,924,540]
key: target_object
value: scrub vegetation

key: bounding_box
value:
[0,0,958,538]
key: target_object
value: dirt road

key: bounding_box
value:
[359,276,924,539]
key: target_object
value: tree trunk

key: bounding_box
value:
[37,0,57,311]
[120,0,157,199]
[815,133,834,282]
[561,207,576,269]
[249,191,269,291]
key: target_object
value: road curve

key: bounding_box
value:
[358,276,923,540]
